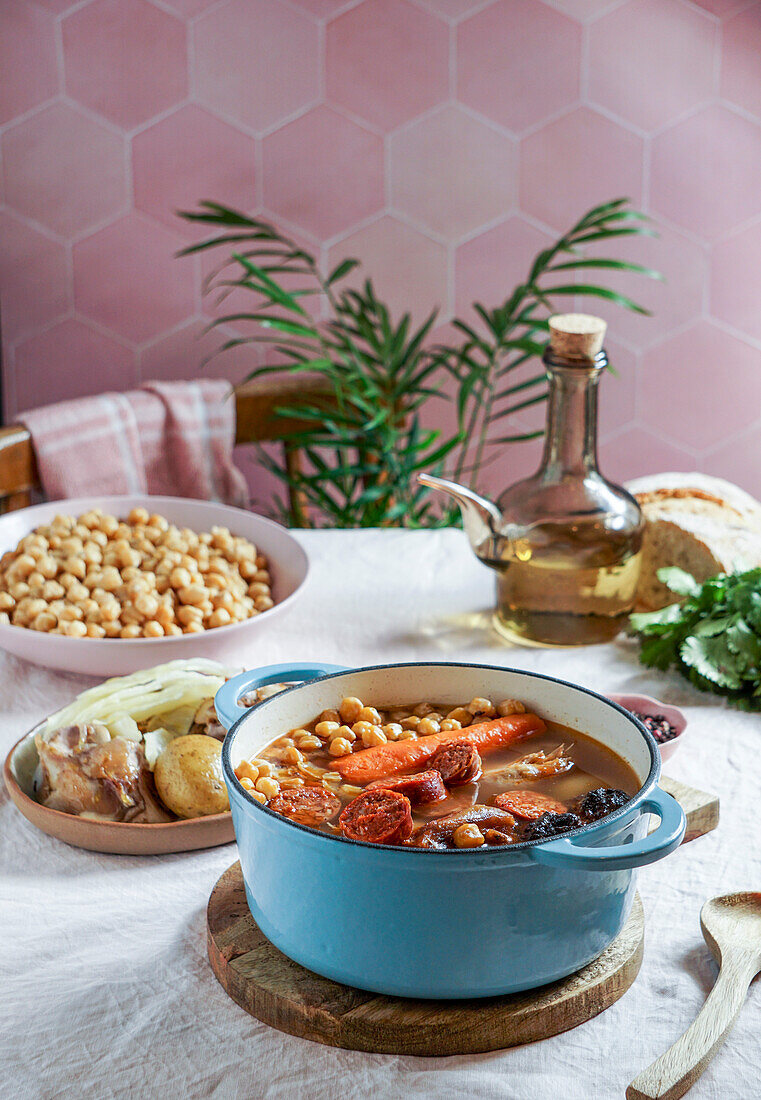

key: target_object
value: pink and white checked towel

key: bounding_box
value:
[19,380,250,508]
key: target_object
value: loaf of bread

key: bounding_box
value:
[625,473,761,610]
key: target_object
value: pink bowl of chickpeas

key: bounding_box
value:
[0,495,309,675]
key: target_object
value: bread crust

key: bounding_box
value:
[625,473,761,611]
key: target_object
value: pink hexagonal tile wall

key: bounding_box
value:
[3,0,761,490]
[639,323,761,449]
[327,0,448,132]
[573,220,708,349]
[14,320,137,412]
[599,428,696,482]
[390,105,516,240]
[520,108,643,233]
[2,103,126,237]
[263,106,383,238]
[589,0,716,132]
[651,106,761,240]
[707,424,761,495]
[73,214,196,343]
[140,320,259,385]
[0,1,58,125]
[722,4,761,118]
[711,221,761,343]
[458,0,581,134]
[327,216,448,324]
[0,213,69,342]
[133,105,256,237]
[194,0,319,133]
[455,216,554,317]
[62,0,187,130]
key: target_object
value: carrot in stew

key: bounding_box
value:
[334,712,546,785]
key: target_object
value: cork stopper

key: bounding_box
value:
[548,313,607,360]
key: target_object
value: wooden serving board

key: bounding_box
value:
[207,777,719,1056]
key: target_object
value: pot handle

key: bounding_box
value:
[527,786,685,871]
[215,663,348,731]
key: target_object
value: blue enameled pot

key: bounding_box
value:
[216,662,685,1000]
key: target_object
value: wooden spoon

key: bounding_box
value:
[628,892,761,1100]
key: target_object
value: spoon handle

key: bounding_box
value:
[627,959,756,1100]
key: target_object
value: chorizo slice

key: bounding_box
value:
[409,804,517,850]
[429,740,482,786]
[492,790,567,821]
[339,789,413,845]
[268,786,341,827]
[368,769,447,806]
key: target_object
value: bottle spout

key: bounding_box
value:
[418,473,502,553]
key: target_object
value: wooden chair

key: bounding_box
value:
[0,376,331,526]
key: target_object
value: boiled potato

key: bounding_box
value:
[154,735,229,818]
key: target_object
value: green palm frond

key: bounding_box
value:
[179,198,660,526]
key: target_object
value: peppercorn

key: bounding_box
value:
[629,710,679,744]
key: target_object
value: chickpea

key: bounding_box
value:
[208,608,232,629]
[413,702,436,718]
[177,605,203,626]
[103,620,123,637]
[468,697,495,718]
[398,728,418,740]
[453,824,485,849]
[400,716,420,730]
[183,621,205,634]
[328,737,353,757]
[417,717,440,736]
[63,556,87,581]
[239,776,255,792]
[339,697,364,724]
[235,761,260,784]
[497,699,527,716]
[142,621,164,638]
[0,612,9,625]
[120,624,141,639]
[86,623,106,638]
[253,595,274,612]
[296,734,322,752]
[315,720,341,740]
[11,554,36,578]
[128,507,150,525]
[61,620,88,638]
[133,592,159,619]
[169,566,192,590]
[165,623,183,636]
[319,709,341,725]
[382,723,403,741]
[283,746,304,766]
[361,726,387,748]
[0,592,14,611]
[178,584,206,606]
[335,725,357,743]
[446,707,472,726]
[32,611,57,632]
[440,719,462,732]
[9,582,30,600]
[255,776,280,799]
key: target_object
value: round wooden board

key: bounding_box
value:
[207,861,645,1056]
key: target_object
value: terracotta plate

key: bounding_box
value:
[3,723,235,855]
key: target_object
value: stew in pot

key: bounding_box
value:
[234,694,640,848]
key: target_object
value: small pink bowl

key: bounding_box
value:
[607,693,687,762]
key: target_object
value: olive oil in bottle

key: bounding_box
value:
[486,314,643,646]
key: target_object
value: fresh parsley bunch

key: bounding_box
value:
[629,567,761,710]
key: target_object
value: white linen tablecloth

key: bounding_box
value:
[3,529,759,1100]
